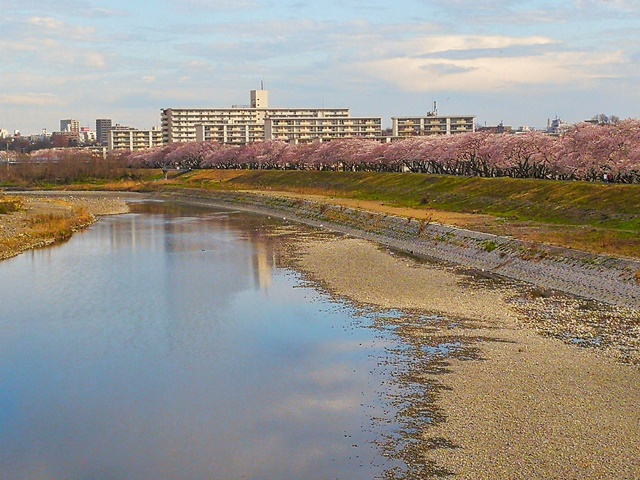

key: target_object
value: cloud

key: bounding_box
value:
[357,48,625,92]
[80,8,129,18]
[84,52,107,69]
[0,93,62,107]
[575,0,640,14]
[25,16,95,39]
[26,16,65,29]
[168,0,261,11]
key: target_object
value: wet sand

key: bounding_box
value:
[289,235,640,478]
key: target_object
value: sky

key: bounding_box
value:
[1,0,639,135]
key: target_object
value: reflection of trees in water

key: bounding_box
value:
[366,313,512,479]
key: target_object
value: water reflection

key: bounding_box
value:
[0,200,403,479]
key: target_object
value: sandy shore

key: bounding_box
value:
[288,235,640,478]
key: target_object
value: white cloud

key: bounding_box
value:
[26,16,65,29]
[84,52,107,69]
[169,0,261,11]
[575,0,640,13]
[81,8,129,18]
[379,34,557,57]
[357,48,625,92]
[25,16,95,39]
[0,93,62,107]
[354,36,624,92]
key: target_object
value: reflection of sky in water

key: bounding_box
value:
[0,202,401,479]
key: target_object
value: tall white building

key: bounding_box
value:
[162,89,353,145]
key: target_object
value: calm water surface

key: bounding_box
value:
[0,201,416,479]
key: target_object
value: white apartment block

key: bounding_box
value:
[265,117,382,143]
[108,127,163,152]
[162,89,351,145]
[195,123,261,145]
[392,115,476,137]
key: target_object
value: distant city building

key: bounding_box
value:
[108,126,163,152]
[79,129,97,144]
[264,116,383,143]
[0,129,9,139]
[476,122,512,134]
[390,100,475,137]
[96,118,112,145]
[162,88,353,145]
[60,119,79,135]
[85,145,108,158]
[27,129,51,143]
[546,117,571,135]
[52,132,77,148]
[392,114,476,137]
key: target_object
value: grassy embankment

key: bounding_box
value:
[145,170,640,258]
[3,167,638,258]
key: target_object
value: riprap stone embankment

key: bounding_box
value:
[158,189,640,309]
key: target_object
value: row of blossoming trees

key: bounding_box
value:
[119,120,640,183]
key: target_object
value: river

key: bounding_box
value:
[0,199,439,479]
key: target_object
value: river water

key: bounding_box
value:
[1,200,449,479]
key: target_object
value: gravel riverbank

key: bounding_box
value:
[282,233,640,479]
[0,192,132,260]
[156,189,640,309]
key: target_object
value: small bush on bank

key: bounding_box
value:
[0,196,22,214]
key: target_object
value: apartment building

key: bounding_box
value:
[392,115,476,137]
[60,119,79,134]
[108,127,163,152]
[265,116,382,143]
[60,119,80,142]
[195,123,261,145]
[162,89,351,145]
[96,118,112,146]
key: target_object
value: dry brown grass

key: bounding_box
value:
[0,204,94,259]
[0,196,23,214]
